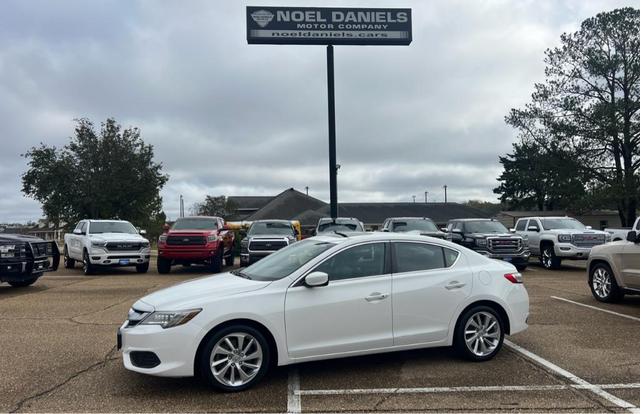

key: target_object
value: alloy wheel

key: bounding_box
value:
[592,267,612,299]
[210,332,263,387]
[542,248,552,268]
[464,311,501,357]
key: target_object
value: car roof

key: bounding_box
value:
[86,219,130,223]
[309,231,457,245]
[387,217,435,221]
[318,217,360,222]
[517,216,571,220]
[449,218,496,222]
[252,219,292,224]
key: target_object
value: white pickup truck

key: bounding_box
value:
[513,216,610,270]
[605,217,640,241]
[63,220,151,275]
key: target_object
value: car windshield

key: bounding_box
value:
[541,218,586,230]
[172,218,218,230]
[248,222,294,236]
[239,239,335,281]
[318,221,363,233]
[89,221,138,234]
[392,219,438,232]
[464,221,509,233]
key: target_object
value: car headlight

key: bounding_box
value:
[476,239,487,247]
[91,240,106,247]
[158,235,167,243]
[141,240,150,248]
[140,309,201,329]
[0,244,16,258]
[521,234,528,241]
[558,234,572,242]
[207,235,218,243]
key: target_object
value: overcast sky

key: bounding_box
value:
[0,0,637,222]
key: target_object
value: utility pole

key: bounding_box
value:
[443,185,448,204]
[424,191,428,203]
[327,45,337,220]
[412,195,416,203]
[179,195,184,218]
[305,186,309,196]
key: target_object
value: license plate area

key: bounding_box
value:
[119,259,129,265]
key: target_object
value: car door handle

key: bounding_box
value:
[365,292,389,302]
[445,281,466,290]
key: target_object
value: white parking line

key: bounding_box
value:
[551,296,640,321]
[297,382,640,395]
[287,367,301,414]
[505,340,637,412]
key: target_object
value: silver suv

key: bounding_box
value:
[514,216,610,269]
[587,231,640,302]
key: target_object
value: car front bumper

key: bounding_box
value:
[554,243,598,259]
[88,249,151,266]
[475,249,531,265]
[119,320,202,377]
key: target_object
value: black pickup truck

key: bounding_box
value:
[0,234,60,287]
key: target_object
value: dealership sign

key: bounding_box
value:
[246,6,412,45]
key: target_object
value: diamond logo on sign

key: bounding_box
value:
[250,10,274,28]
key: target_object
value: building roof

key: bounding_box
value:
[291,209,329,226]
[245,188,327,221]
[315,202,489,224]
[227,196,274,210]
[497,210,621,218]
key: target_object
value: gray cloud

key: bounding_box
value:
[0,0,636,222]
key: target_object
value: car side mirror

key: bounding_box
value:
[139,229,147,235]
[73,228,82,235]
[304,271,329,287]
[441,228,447,232]
[527,226,539,232]
[626,230,638,243]
[509,228,515,233]
[586,225,593,230]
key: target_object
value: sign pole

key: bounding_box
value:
[327,45,337,220]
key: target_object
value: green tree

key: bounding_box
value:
[22,118,169,230]
[191,195,237,220]
[499,8,639,225]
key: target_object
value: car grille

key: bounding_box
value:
[488,238,521,253]
[105,242,143,251]
[572,234,606,248]
[166,235,206,246]
[249,240,288,251]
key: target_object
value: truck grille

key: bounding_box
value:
[249,240,288,251]
[105,242,143,251]
[166,236,206,246]
[488,238,521,253]
[572,234,606,248]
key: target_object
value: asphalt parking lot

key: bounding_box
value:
[0,259,638,413]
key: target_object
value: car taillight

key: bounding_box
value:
[504,272,523,284]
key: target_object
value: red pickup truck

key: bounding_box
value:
[157,216,235,274]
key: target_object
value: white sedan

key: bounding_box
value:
[119,232,529,391]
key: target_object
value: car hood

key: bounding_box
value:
[89,233,148,242]
[547,229,608,235]
[133,272,271,310]
[0,234,46,243]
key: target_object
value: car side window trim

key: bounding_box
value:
[290,241,391,287]
[390,240,461,275]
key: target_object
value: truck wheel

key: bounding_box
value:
[82,250,95,275]
[589,263,624,303]
[63,245,75,269]
[136,262,149,273]
[225,249,235,267]
[8,276,39,287]
[540,244,561,270]
[515,264,528,271]
[157,257,171,274]
[210,249,223,273]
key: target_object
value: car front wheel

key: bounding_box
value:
[540,244,561,270]
[82,250,94,275]
[199,325,270,392]
[455,306,504,361]
[63,245,75,269]
[590,263,623,303]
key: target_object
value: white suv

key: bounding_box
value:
[513,216,610,269]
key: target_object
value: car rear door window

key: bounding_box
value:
[393,242,445,273]
[443,247,459,267]
[314,243,386,281]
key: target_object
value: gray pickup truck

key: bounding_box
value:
[514,216,610,270]
[240,220,298,266]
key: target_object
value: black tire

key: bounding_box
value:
[8,276,39,287]
[455,305,505,362]
[225,249,235,267]
[198,324,271,392]
[589,263,624,303]
[63,245,75,269]
[157,257,171,274]
[82,250,95,275]
[540,244,561,270]
[136,262,149,274]
[515,264,528,271]
[209,248,223,273]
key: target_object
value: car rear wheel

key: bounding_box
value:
[455,306,504,361]
[590,263,623,303]
[82,250,94,275]
[540,244,561,270]
[199,325,270,392]
[157,257,171,274]
[63,245,75,269]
